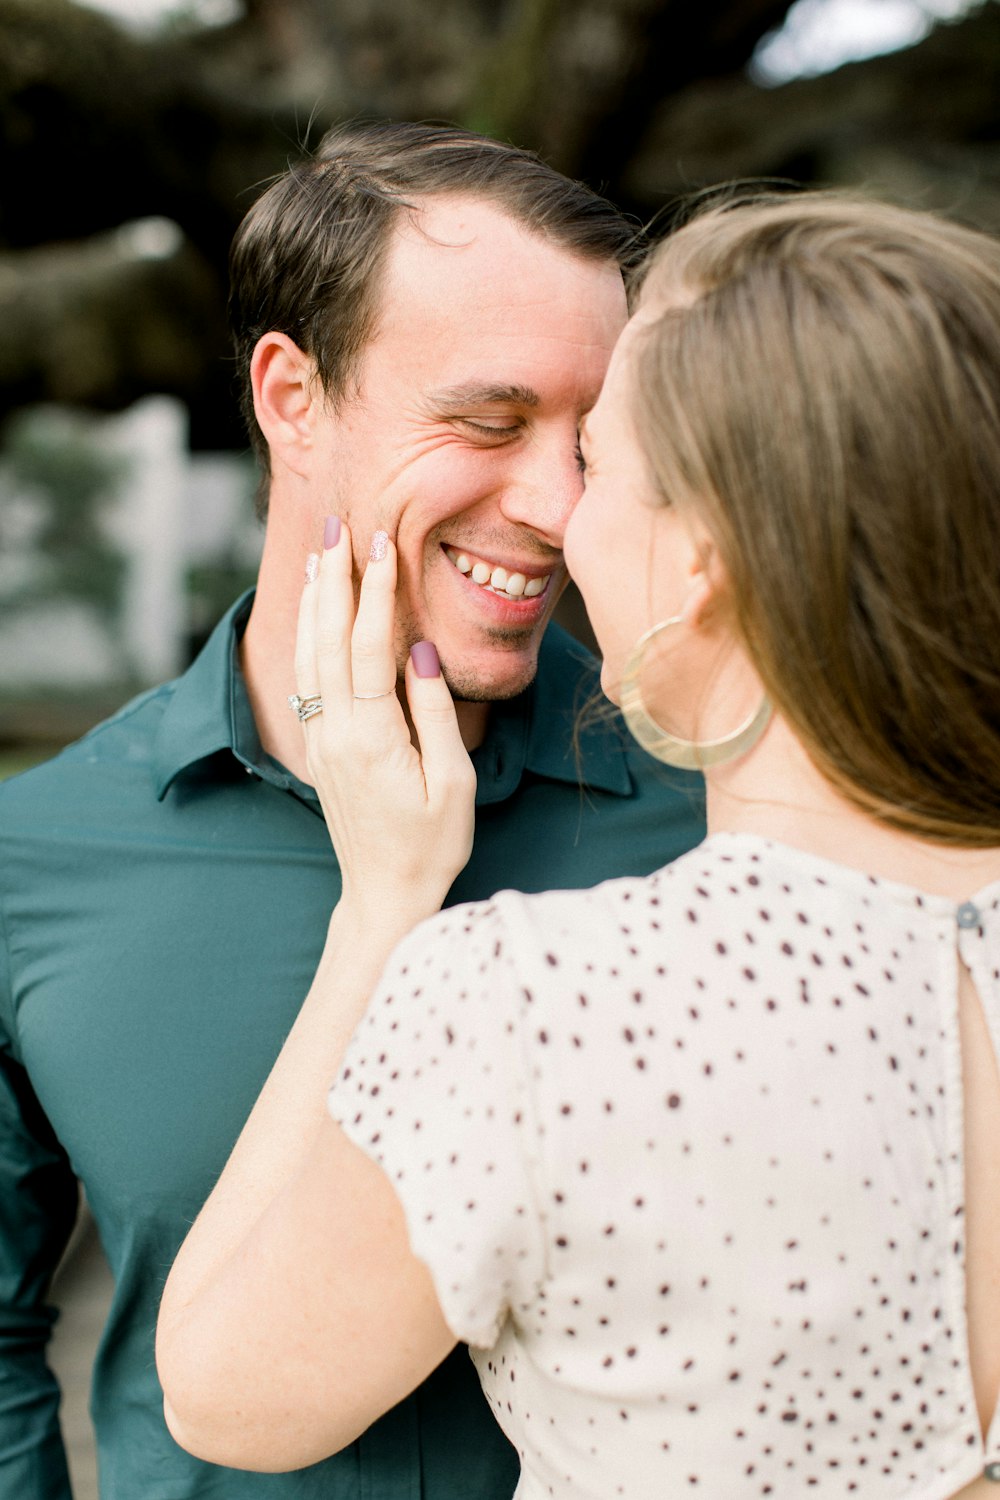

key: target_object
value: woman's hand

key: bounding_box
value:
[294,518,477,928]
[158,518,470,1462]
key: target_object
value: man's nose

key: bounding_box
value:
[497,437,584,547]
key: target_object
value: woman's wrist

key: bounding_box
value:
[324,890,441,973]
[335,881,447,936]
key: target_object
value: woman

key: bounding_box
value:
[157,193,1000,1498]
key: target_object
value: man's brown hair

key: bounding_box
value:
[229,120,638,511]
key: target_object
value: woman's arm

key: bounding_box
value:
[156,522,474,1469]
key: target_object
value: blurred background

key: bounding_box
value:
[2,0,999,787]
[1,2,1000,786]
[2,0,998,1494]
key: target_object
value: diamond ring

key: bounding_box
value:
[288,694,323,722]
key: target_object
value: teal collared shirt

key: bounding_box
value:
[0,593,704,1500]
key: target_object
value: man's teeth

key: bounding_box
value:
[446,549,548,598]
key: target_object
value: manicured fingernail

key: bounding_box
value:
[369,529,389,563]
[410,641,440,678]
[323,515,341,550]
[304,553,319,584]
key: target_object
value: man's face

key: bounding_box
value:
[309,196,627,701]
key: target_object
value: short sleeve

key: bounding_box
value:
[328,894,546,1348]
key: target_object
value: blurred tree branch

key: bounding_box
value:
[0,0,295,263]
[0,224,228,412]
[626,0,1000,220]
[0,0,995,444]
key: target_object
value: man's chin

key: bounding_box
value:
[440,651,541,704]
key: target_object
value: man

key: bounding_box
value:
[0,123,704,1498]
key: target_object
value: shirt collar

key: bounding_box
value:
[153,590,295,801]
[496,621,631,799]
[153,596,631,803]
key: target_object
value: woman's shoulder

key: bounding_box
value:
[395,840,740,975]
[404,833,886,978]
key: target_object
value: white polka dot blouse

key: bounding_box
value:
[328,832,1000,1498]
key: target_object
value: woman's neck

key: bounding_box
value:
[705,711,1000,902]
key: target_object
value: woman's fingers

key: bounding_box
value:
[294,519,401,726]
[405,644,477,817]
[348,529,400,707]
[315,517,362,712]
[293,551,321,697]
[290,519,475,914]
[294,517,354,711]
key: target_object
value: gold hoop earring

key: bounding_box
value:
[619,615,772,770]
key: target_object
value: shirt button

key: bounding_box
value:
[984,1462,1000,1481]
[957,901,981,929]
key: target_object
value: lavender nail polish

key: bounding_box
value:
[304,553,319,584]
[410,641,440,678]
[324,515,341,550]
[369,529,389,563]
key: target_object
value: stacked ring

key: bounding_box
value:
[288,694,323,722]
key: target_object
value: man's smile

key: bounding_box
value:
[442,544,554,601]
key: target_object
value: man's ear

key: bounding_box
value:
[250,333,321,479]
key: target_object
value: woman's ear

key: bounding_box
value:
[250,333,320,479]
[681,543,730,628]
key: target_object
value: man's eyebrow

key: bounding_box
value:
[430,382,541,409]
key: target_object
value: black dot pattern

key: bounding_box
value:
[328,832,1000,1496]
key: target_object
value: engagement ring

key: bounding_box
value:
[288,694,323,722]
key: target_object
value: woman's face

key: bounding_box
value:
[564,316,704,706]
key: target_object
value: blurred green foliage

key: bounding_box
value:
[2,408,128,623]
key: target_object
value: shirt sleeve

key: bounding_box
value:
[328,894,547,1349]
[0,888,78,1500]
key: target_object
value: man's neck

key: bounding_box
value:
[452,700,490,752]
[239,562,308,781]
